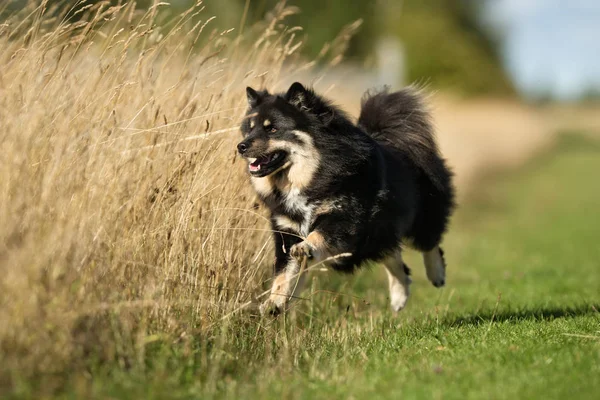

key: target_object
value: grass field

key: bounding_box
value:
[10,133,595,399]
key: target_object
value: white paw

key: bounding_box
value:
[390,284,409,312]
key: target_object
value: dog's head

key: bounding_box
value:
[238,82,327,180]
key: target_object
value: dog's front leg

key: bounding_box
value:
[260,224,351,315]
[260,228,305,316]
[289,231,330,263]
[260,258,306,316]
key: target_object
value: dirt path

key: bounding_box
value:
[429,97,599,198]
[432,96,551,198]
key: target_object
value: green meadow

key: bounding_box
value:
[32,134,596,399]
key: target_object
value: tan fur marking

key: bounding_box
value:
[250,119,255,129]
[305,230,337,261]
[265,130,320,191]
[266,139,293,153]
[263,259,306,312]
[250,176,274,197]
[263,119,271,127]
[271,273,287,296]
[306,231,326,250]
[314,201,335,217]
[288,130,320,190]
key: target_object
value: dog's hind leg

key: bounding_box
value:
[381,249,411,312]
[423,246,446,287]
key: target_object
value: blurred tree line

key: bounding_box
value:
[4,0,514,96]
[385,0,514,95]
[183,0,515,95]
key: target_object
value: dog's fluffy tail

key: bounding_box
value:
[358,86,447,191]
[359,87,455,250]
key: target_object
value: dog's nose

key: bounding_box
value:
[237,142,248,154]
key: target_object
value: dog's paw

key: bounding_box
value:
[390,289,409,312]
[259,299,282,317]
[389,268,410,312]
[424,247,446,288]
[290,241,313,261]
[431,278,445,288]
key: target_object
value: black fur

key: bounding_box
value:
[358,88,455,251]
[239,83,455,275]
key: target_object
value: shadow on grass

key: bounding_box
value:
[445,303,600,327]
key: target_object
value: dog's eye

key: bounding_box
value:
[269,126,277,133]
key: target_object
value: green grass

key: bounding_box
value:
[14,134,600,399]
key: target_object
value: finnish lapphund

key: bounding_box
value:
[237,82,455,315]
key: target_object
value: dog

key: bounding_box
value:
[237,82,455,315]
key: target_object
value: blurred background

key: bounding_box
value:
[7,0,600,99]
[8,0,600,99]
[6,0,599,193]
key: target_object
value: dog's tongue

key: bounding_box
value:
[249,155,271,172]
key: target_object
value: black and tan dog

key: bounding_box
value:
[237,82,455,315]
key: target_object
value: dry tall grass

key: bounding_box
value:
[0,0,336,386]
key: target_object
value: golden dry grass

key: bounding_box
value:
[0,0,328,383]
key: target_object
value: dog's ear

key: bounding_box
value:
[286,82,337,124]
[246,87,262,108]
[285,82,308,108]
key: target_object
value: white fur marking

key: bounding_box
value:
[382,250,411,312]
[250,119,255,129]
[263,119,271,127]
[281,187,312,236]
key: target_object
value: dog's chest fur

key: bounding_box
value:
[251,176,313,236]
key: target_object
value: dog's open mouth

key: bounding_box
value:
[248,151,288,177]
